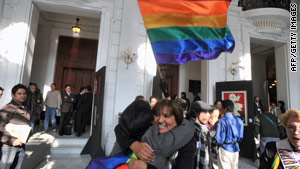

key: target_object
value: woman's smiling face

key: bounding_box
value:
[157,106,177,133]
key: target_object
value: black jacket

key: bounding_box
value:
[76,92,93,113]
[253,102,262,117]
[73,93,82,111]
[25,91,42,119]
[259,142,284,169]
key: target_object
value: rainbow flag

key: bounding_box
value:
[138,0,235,65]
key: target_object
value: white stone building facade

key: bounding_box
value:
[0,0,299,155]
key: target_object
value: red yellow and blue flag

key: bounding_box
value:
[138,0,235,65]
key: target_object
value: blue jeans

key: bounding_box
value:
[260,137,280,153]
[30,116,36,131]
[0,144,25,169]
[44,106,57,131]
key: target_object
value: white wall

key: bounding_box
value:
[275,45,290,108]
[0,0,3,28]
[251,54,268,103]
[179,61,201,101]
[22,4,40,86]
[30,19,50,95]
[0,0,32,107]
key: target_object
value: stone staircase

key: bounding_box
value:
[51,137,88,157]
[21,132,91,169]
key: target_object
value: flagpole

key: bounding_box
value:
[157,65,163,79]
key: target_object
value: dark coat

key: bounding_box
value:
[259,142,284,169]
[61,92,75,113]
[73,93,81,111]
[76,92,93,123]
[253,102,263,116]
[76,92,93,113]
[26,91,43,120]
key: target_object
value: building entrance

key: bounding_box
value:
[54,36,98,93]
[158,64,179,98]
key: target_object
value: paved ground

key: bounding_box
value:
[34,153,260,169]
[239,157,259,169]
[35,155,91,169]
[28,124,260,169]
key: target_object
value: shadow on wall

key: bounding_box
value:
[0,56,26,108]
[21,133,54,169]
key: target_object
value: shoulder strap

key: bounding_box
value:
[271,152,280,169]
[262,114,278,128]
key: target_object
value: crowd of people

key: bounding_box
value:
[0,83,93,169]
[89,93,245,169]
[253,96,288,155]
[0,83,299,169]
[88,92,299,169]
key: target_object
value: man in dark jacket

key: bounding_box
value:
[73,87,86,112]
[59,84,75,136]
[181,92,190,111]
[189,101,214,169]
[73,87,86,133]
[0,84,30,169]
[253,96,263,122]
[254,109,285,153]
[75,86,93,136]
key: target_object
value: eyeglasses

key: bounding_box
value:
[286,125,300,133]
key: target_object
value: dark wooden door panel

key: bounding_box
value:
[54,36,98,93]
[81,71,94,86]
[61,69,95,94]
[158,64,179,97]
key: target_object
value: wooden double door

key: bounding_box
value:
[54,36,98,93]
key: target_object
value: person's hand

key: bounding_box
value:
[57,108,61,111]
[128,157,147,169]
[130,141,155,162]
[37,100,40,103]
[12,139,23,146]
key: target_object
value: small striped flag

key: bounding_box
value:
[138,0,235,65]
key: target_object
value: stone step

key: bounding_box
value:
[52,138,88,148]
[51,147,83,155]
[34,155,91,169]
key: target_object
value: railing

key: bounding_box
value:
[238,0,290,11]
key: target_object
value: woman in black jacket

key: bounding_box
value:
[26,83,43,131]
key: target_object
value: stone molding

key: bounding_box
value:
[243,8,290,35]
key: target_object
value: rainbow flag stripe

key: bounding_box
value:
[138,0,235,65]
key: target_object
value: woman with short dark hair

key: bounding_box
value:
[138,99,195,169]
[114,99,195,169]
